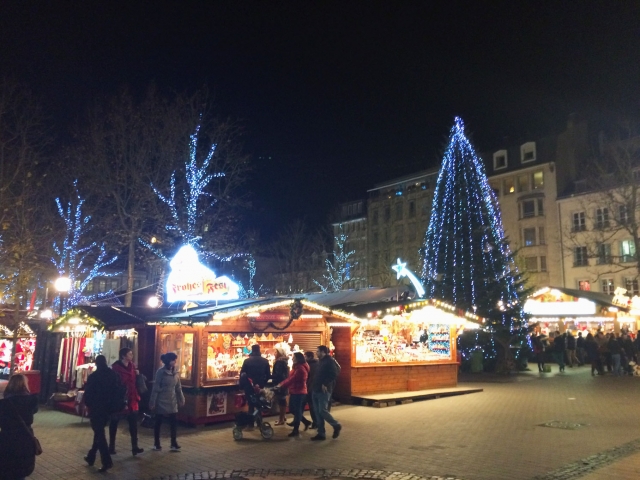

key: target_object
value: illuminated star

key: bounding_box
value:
[392,258,408,279]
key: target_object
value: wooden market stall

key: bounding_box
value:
[330,298,482,402]
[150,298,354,425]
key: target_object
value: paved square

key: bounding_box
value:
[26,367,640,480]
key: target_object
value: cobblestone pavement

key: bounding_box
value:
[28,366,640,480]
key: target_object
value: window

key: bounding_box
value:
[503,178,515,195]
[626,278,639,296]
[572,212,586,232]
[134,280,141,289]
[372,209,379,225]
[395,203,403,221]
[493,150,508,170]
[574,246,588,267]
[537,198,544,216]
[421,201,429,216]
[523,228,537,246]
[159,332,194,381]
[601,279,615,295]
[395,225,404,243]
[533,171,544,189]
[619,205,630,224]
[86,282,94,293]
[110,280,119,291]
[384,205,391,222]
[408,201,416,218]
[578,280,591,291]
[620,240,636,263]
[408,223,417,242]
[372,231,379,248]
[98,280,107,292]
[538,227,545,245]
[371,254,379,269]
[521,142,536,163]
[540,256,547,272]
[595,208,610,229]
[517,175,530,193]
[521,200,535,218]
[524,256,538,271]
[596,243,611,264]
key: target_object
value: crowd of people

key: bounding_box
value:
[532,329,640,376]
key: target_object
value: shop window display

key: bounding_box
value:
[354,317,452,364]
[160,332,194,380]
[0,338,14,375]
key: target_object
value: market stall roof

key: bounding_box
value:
[296,287,412,308]
[49,305,166,331]
[529,286,630,311]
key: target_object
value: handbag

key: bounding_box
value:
[140,412,154,428]
[8,398,42,456]
[136,373,148,395]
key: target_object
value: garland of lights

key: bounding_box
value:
[52,181,120,309]
[248,299,304,331]
[48,308,104,332]
[421,118,527,361]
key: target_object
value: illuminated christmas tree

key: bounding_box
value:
[314,224,358,293]
[421,118,528,368]
[52,181,119,308]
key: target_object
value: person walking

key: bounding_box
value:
[566,331,579,367]
[0,374,39,480]
[109,348,144,456]
[272,348,290,426]
[83,355,122,473]
[576,332,585,365]
[276,351,309,437]
[302,351,318,429]
[149,353,185,451]
[609,334,622,376]
[240,344,271,426]
[310,345,342,441]
[584,333,601,376]
[553,331,566,372]
[533,333,546,372]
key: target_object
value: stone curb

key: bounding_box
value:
[151,468,465,480]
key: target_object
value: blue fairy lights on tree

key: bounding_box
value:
[421,118,529,370]
[314,224,358,293]
[51,181,119,308]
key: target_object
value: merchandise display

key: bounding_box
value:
[353,319,451,364]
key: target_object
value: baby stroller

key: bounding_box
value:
[232,374,274,440]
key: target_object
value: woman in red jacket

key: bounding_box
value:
[276,351,309,437]
[109,348,144,455]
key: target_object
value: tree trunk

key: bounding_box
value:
[125,233,136,307]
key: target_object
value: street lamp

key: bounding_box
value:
[55,276,71,316]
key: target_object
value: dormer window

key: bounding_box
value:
[493,150,508,170]
[521,142,536,163]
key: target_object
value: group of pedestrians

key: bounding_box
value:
[532,329,640,376]
[241,344,342,440]
[83,348,184,472]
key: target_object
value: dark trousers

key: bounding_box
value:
[109,411,139,451]
[536,352,545,371]
[154,413,177,447]
[88,415,112,467]
[302,393,316,425]
[288,394,305,432]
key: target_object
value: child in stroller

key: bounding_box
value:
[233,373,274,440]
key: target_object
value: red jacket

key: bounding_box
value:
[278,362,309,395]
[112,360,140,412]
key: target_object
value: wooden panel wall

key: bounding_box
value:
[350,363,458,395]
[331,326,353,402]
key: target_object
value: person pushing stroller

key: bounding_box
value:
[240,345,271,427]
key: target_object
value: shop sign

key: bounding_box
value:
[524,298,596,316]
[166,245,240,303]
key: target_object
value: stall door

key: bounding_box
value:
[288,333,322,354]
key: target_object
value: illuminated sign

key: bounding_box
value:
[166,245,239,303]
[391,258,426,297]
[523,298,596,316]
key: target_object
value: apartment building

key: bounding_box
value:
[366,169,439,287]
[331,200,368,289]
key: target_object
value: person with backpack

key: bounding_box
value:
[83,355,123,472]
[149,352,185,451]
[310,345,342,441]
[109,348,144,456]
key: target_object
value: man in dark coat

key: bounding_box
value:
[553,332,566,372]
[240,345,271,425]
[83,355,122,472]
[310,345,342,441]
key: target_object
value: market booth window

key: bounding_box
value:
[159,332,194,381]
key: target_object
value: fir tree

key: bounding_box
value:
[314,224,358,292]
[421,118,529,370]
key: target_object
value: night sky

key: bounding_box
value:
[2,1,639,240]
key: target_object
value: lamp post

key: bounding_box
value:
[55,277,71,316]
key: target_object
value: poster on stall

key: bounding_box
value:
[207,391,227,416]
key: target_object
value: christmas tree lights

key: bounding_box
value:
[421,118,528,367]
[51,181,119,308]
[314,224,358,293]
